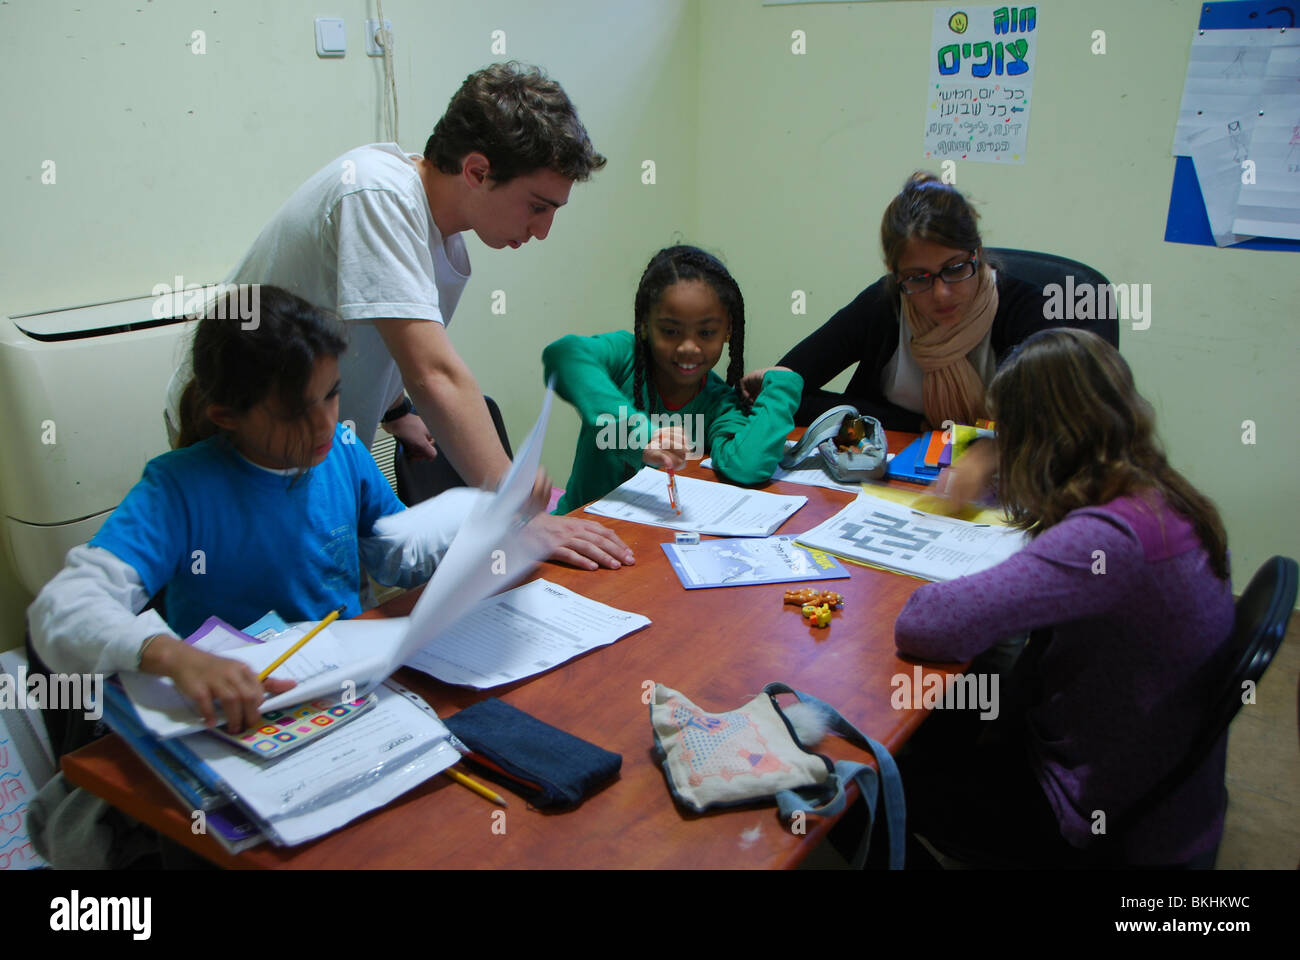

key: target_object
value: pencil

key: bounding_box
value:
[445,767,509,807]
[256,605,344,682]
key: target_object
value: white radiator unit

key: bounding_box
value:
[0,295,195,597]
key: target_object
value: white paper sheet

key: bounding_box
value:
[404,578,650,689]
[795,491,1027,582]
[583,466,807,536]
[1173,29,1298,154]
[1187,120,1259,246]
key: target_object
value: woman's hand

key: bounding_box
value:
[933,438,997,514]
[739,366,792,404]
[141,635,297,734]
[383,411,439,461]
[643,426,690,472]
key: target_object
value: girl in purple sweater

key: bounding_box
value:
[895,328,1234,868]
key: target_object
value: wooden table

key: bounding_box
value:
[64,430,963,868]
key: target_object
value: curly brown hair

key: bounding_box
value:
[424,62,606,184]
[988,328,1229,580]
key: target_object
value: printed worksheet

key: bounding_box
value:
[404,579,650,688]
[584,467,807,536]
[796,491,1026,582]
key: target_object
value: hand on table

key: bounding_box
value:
[529,513,636,571]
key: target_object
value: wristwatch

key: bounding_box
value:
[381,396,414,423]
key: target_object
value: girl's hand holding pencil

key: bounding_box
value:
[139,635,297,734]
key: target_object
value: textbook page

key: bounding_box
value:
[796,491,1027,582]
[583,467,807,536]
[404,578,650,689]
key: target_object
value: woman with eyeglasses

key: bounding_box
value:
[749,172,1109,441]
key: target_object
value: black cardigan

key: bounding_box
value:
[778,272,1113,432]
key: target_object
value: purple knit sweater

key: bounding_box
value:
[895,493,1235,864]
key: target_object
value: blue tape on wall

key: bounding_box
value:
[1164,0,1300,251]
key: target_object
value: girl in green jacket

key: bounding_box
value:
[544,245,803,514]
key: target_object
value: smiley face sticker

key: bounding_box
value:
[948,11,969,34]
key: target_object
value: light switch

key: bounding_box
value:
[315,18,346,57]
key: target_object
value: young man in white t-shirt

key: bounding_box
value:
[175,63,633,570]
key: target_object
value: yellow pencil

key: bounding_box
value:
[256,605,344,682]
[445,767,509,807]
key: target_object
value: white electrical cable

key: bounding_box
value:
[376,0,398,143]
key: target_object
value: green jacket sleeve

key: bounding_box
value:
[542,330,647,471]
[707,369,804,484]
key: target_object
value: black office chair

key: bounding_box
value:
[1101,555,1298,864]
[985,247,1120,349]
[393,395,512,507]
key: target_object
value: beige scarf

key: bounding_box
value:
[900,267,998,429]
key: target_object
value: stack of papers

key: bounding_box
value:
[796,491,1027,582]
[584,467,806,536]
[185,680,458,847]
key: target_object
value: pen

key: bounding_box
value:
[256,604,344,682]
[667,468,680,515]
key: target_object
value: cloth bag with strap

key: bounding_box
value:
[650,681,905,868]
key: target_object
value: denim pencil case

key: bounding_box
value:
[444,698,621,809]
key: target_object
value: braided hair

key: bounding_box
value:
[630,245,750,415]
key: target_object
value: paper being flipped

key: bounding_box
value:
[122,386,555,739]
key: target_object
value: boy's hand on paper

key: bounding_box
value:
[739,366,791,404]
[643,427,690,472]
[934,438,997,514]
[143,636,296,733]
[383,411,439,461]
[530,514,636,571]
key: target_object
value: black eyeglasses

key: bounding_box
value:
[897,254,979,294]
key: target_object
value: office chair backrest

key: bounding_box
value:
[984,247,1120,349]
[393,395,513,507]
[1110,555,1297,844]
